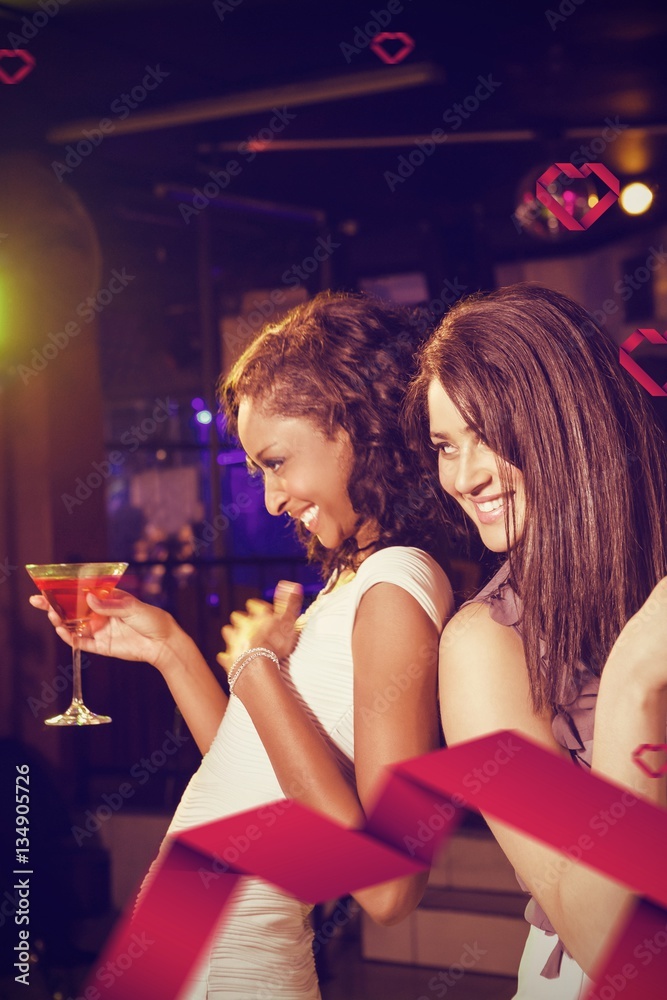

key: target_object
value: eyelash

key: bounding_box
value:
[247,459,283,478]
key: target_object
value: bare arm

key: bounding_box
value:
[228,578,453,925]
[439,589,667,976]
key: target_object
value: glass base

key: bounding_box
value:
[45,701,111,726]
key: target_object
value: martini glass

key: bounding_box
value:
[26,562,128,726]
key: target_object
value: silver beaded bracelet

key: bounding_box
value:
[228,647,280,695]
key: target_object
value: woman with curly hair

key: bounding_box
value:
[31,291,454,999]
[407,282,667,999]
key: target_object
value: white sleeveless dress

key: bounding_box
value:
[144,546,450,1000]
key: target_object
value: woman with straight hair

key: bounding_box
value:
[406,282,667,999]
[31,291,454,999]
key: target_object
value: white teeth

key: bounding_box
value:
[300,506,319,527]
[478,499,504,512]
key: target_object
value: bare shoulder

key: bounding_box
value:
[440,600,522,662]
[439,600,555,748]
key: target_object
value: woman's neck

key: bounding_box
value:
[355,518,381,561]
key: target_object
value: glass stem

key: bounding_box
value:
[71,628,83,705]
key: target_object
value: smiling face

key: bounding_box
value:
[237,397,372,551]
[427,379,525,552]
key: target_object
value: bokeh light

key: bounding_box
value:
[619,182,654,215]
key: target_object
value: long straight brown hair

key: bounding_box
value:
[406,282,667,712]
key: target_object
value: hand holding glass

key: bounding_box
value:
[26,562,128,726]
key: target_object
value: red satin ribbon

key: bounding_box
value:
[81,731,667,1000]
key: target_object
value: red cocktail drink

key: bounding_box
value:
[26,562,127,725]
[31,574,123,626]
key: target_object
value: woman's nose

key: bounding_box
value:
[264,476,290,517]
[453,446,492,497]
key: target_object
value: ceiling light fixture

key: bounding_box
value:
[46,63,443,143]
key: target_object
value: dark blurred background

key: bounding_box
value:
[1,0,667,996]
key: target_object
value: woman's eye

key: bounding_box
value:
[245,457,283,477]
[430,442,456,457]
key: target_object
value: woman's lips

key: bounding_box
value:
[469,495,507,526]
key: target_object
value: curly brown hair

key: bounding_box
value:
[219,291,445,580]
[406,282,667,712]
